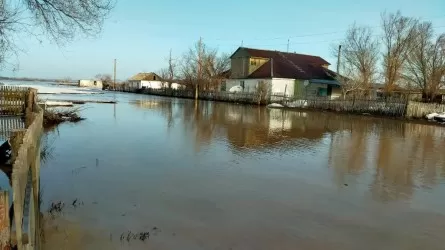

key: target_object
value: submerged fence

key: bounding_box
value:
[0,87,42,250]
[284,98,408,117]
[123,87,445,119]
[135,88,287,105]
[0,117,25,142]
[405,101,445,118]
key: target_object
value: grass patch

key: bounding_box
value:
[43,107,85,128]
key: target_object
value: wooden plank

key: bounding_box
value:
[0,87,28,116]
[0,191,10,250]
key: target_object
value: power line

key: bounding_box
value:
[210,14,445,42]
[207,25,445,49]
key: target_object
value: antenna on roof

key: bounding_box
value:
[287,39,290,52]
[241,40,243,47]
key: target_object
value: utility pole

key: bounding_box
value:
[196,37,202,100]
[287,39,290,53]
[113,59,117,90]
[168,49,173,88]
[336,45,342,74]
[241,40,243,47]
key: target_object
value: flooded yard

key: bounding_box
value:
[37,91,445,249]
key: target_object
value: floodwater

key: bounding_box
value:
[34,89,445,249]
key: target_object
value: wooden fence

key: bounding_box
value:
[285,98,408,117]
[135,88,286,105]
[0,86,29,116]
[124,88,445,119]
[0,88,42,250]
[0,117,25,143]
[405,101,445,118]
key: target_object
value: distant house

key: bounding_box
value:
[129,72,184,90]
[222,47,341,99]
[78,79,103,89]
[129,72,161,90]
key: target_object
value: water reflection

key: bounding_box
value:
[131,98,445,202]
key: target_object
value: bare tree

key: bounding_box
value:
[404,22,445,102]
[0,0,114,66]
[335,23,379,99]
[202,50,229,91]
[381,11,417,94]
[180,39,229,94]
[180,40,202,91]
[95,73,112,89]
[255,80,271,105]
[159,49,177,89]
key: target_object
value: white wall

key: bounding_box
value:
[171,83,183,89]
[140,80,164,89]
[129,80,140,89]
[271,78,295,96]
[223,78,295,96]
[130,80,183,90]
[79,80,103,89]
[224,79,265,93]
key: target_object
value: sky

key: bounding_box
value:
[2,0,445,80]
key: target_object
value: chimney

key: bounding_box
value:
[270,58,274,78]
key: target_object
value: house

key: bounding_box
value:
[128,72,184,90]
[222,47,341,99]
[78,79,103,89]
[129,72,162,90]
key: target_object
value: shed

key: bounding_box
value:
[78,80,103,89]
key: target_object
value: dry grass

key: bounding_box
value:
[43,107,85,128]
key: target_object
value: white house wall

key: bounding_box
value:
[129,80,183,90]
[139,80,162,89]
[79,80,103,89]
[271,78,295,96]
[224,79,264,93]
[224,78,295,96]
[129,80,140,89]
[171,83,182,89]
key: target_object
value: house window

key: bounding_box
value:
[153,76,156,80]
[250,60,257,66]
[240,81,245,90]
[318,88,327,97]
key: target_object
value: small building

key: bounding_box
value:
[129,72,162,90]
[222,47,341,99]
[129,72,184,90]
[78,79,103,89]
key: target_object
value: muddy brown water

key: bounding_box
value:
[39,92,445,250]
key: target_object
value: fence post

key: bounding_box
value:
[283,85,287,102]
[10,130,25,164]
[0,191,10,250]
[25,89,37,127]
